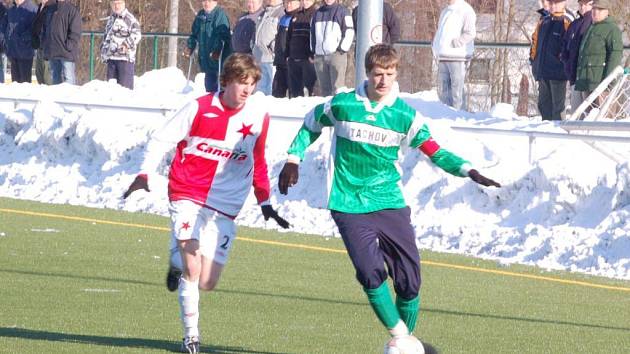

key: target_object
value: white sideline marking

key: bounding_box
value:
[82,288,122,293]
[30,228,60,233]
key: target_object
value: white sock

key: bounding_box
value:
[389,320,410,337]
[178,277,200,338]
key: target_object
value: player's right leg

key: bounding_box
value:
[195,209,237,290]
[331,211,409,338]
[169,200,205,349]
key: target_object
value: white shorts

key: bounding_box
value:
[168,200,237,265]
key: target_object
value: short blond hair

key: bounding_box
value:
[220,53,262,87]
[364,44,399,74]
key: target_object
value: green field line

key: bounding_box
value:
[2,207,629,294]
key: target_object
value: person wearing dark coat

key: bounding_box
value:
[561,0,592,114]
[285,0,317,97]
[31,0,51,85]
[5,0,37,83]
[231,0,263,54]
[351,1,400,45]
[184,0,231,92]
[271,0,299,98]
[40,0,81,84]
[530,0,571,121]
[0,2,7,83]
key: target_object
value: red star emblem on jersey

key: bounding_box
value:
[237,123,254,140]
[181,222,190,230]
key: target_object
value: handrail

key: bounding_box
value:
[451,125,629,164]
[451,126,630,143]
[82,30,190,38]
[558,121,630,132]
[0,95,307,121]
[0,96,180,116]
[394,39,630,50]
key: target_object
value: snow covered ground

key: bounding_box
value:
[0,67,629,280]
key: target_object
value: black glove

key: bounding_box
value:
[278,162,299,195]
[468,169,501,188]
[122,174,150,199]
[261,205,290,229]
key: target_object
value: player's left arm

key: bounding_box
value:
[253,114,290,228]
[409,115,500,187]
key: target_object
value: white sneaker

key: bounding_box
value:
[181,335,200,353]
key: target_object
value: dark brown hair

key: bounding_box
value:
[364,44,399,74]
[220,53,262,87]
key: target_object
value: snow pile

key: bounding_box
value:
[0,68,629,280]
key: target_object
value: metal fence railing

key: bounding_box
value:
[76,33,630,116]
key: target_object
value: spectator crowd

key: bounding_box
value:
[0,0,626,120]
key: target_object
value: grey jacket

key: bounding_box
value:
[253,3,284,63]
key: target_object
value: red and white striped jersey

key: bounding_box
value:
[141,92,271,218]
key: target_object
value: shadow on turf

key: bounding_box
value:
[217,289,630,333]
[0,327,287,353]
[423,306,630,332]
[0,268,158,287]
[3,268,628,334]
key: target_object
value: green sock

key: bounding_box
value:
[364,282,401,329]
[396,295,420,333]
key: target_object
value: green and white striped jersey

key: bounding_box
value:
[287,83,471,214]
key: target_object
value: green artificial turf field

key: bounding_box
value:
[0,197,628,353]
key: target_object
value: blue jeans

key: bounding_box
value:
[255,62,274,95]
[437,61,466,110]
[49,59,76,85]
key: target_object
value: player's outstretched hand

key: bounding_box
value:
[468,169,501,188]
[278,162,299,195]
[123,174,150,199]
[261,205,290,229]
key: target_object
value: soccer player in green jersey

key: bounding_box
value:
[278,44,500,351]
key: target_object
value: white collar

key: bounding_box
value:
[354,80,400,113]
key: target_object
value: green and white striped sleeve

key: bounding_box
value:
[407,113,471,177]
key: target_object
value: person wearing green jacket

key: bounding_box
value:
[278,44,499,353]
[574,0,622,95]
[184,0,232,92]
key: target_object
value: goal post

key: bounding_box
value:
[569,66,630,121]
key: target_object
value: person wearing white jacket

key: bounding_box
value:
[310,0,354,96]
[431,0,476,110]
[253,0,284,95]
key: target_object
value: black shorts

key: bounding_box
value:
[331,207,421,299]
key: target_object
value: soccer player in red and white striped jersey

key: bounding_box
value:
[124,53,288,353]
